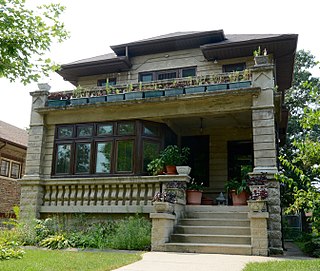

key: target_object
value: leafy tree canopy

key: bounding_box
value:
[0,0,69,84]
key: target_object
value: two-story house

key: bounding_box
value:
[20,30,297,256]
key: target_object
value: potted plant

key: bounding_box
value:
[247,173,268,212]
[70,85,88,105]
[175,147,191,175]
[225,178,250,206]
[160,145,190,175]
[152,191,176,213]
[147,158,164,176]
[253,46,269,66]
[186,178,204,205]
[47,91,71,107]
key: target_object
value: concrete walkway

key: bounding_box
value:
[113,242,312,271]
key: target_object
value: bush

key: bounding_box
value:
[0,240,24,260]
[40,234,72,249]
[296,233,320,258]
[109,215,151,250]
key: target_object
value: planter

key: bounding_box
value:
[47,100,69,107]
[164,88,184,97]
[185,86,205,94]
[153,202,174,214]
[248,199,267,212]
[125,91,144,100]
[254,55,269,66]
[206,83,228,92]
[186,190,202,205]
[165,165,177,175]
[144,90,164,98]
[228,81,251,89]
[107,93,124,102]
[176,166,191,175]
[70,98,88,105]
[88,96,106,104]
[230,190,249,206]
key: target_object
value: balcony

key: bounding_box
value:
[47,70,252,108]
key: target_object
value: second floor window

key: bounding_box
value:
[97,78,117,86]
[139,67,196,82]
[223,63,246,73]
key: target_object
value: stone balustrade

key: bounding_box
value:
[37,175,189,214]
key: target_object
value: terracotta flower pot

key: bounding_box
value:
[231,190,249,206]
[186,190,202,205]
[165,165,177,175]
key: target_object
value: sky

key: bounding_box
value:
[0,0,319,129]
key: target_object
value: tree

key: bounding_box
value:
[0,0,69,84]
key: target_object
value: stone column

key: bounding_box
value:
[150,213,175,251]
[251,64,283,254]
[19,84,50,220]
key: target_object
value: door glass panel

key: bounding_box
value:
[116,141,133,172]
[96,142,112,173]
[56,144,71,174]
[75,143,91,173]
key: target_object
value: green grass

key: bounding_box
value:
[243,259,320,271]
[0,249,142,271]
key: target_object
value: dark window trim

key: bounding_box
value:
[222,63,246,73]
[0,158,21,179]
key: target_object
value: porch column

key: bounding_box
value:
[251,64,283,254]
[19,83,49,219]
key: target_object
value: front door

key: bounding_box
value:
[182,136,209,187]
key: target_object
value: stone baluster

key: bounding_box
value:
[131,183,138,205]
[56,185,64,206]
[43,186,51,206]
[96,184,103,206]
[77,185,84,206]
[69,185,76,206]
[83,185,90,206]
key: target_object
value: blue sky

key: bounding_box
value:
[0,0,319,129]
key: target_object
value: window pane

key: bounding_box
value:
[77,126,93,137]
[56,144,71,174]
[182,68,196,77]
[75,143,91,173]
[158,72,177,80]
[0,160,10,177]
[97,124,113,136]
[109,78,117,86]
[117,141,133,172]
[118,123,134,135]
[143,141,160,172]
[97,79,106,86]
[96,142,112,173]
[143,124,160,137]
[140,73,153,82]
[223,63,246,72]
[58,127,73,139]
[11,163,20,179]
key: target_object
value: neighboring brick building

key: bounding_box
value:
[0,121,28,215]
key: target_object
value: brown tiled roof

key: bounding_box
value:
[0,121,28,148]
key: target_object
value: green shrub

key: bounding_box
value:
[0,240,24,260]
[109,215,151,250]
[40,234,72,249]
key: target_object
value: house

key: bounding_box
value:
[20,30,298,256]
[0,121,28,217]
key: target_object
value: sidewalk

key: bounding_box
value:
[113,242,312,271]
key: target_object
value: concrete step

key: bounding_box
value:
[174,225,251,235]
[170,233,251,245]
[185,205,249,213]
[187,211,248,220]
[165,243,252,255]
[179,218,250,227]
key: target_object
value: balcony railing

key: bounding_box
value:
[47,70,252,107]
[40,175,189,214]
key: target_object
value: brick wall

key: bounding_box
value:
[0,177,21,214]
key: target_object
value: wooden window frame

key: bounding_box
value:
[0,158,21,179]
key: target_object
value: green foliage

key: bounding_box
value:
[39,234,72,249]
[160,145,190,166]
[147,157,164,176]
[0,240,24,260]
[187,178,204,191]
[109,215,151,250]
[0,0,69,84]
[225,179,249,195]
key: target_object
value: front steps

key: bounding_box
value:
[165,205,252,255]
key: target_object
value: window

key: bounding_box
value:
[52,121,166,176]
[139,67,196,82]
[97,78,117,86]
[223,63,246,73]
[0,159,21,179]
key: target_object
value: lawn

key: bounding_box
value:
[0,249,142,271]
[243,259,320,271]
